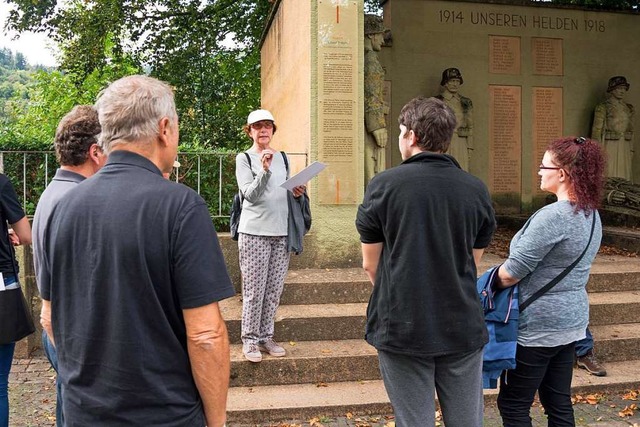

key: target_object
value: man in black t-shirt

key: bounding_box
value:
[356,97,495,427]
[40,76,235,427]
[1,173,32,427]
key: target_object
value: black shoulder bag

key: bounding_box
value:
[0,230,36,344]
[519,213,597,312]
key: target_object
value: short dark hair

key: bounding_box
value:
[548,136,605,213]
[54,105,101,166]
[398,97,457,153]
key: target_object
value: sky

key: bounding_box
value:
[0,2,59,67]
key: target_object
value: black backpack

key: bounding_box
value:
[230,152,288,241]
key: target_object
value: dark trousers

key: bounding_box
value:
[498,343,576,427]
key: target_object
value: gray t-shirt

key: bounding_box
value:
[503,200,602,347]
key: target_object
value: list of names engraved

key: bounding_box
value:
[317,0,359,204]
[489,86,522,194]
[532,38,563,76]
[489,36,521,75]
[532,87,563,194]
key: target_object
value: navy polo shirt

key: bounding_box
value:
[41,150,235,426]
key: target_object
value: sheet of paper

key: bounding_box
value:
[280,161,327,191]
[0,272,5,291]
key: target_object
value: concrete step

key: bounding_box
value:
[280,268,371,305]
[278,255,640,306]
[602,226,640,253]
[220,297,366,344]
[589,291,640,325]
[227,360,640,424]
[221,290,639,344]
[229,339,378,387]
[227,324,640,388]
[591,323,640,363]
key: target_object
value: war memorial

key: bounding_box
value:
[9,0,640,424]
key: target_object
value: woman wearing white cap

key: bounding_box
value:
[235,109,306,362]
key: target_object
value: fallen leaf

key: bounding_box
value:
[308,417,322,426]
[289,341,296,346]
[321,349,332,354]
[345,412,353,419]
[384,422,395,427]
[623,390,639,401]
[315,382,328,387]
[619,404,637,417]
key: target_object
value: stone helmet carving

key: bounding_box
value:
[364,14,385,35]
[607,76,630,92]
[441,68,464,86]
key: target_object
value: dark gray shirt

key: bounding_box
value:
[32,168,85,294]
[41,151,235,426]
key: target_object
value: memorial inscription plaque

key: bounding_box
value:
[489,35,521,75]
[532,38,563,76]
[317,0,359,204]
[489,85,522,194]
[532,87,563,194]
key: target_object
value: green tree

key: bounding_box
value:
[0,56,140,150]
[4,0,272,150]
[533,0,639,9]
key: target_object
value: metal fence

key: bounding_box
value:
[0,150,307,230]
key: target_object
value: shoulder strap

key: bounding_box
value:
[280,151,289,179]
[244,152,255,178]
[519,213,597,312]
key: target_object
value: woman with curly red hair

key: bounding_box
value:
[495,137,605,426]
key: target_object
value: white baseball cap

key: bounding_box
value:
[247,109,275,125]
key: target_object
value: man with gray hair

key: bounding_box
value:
[32,104,106,427]
[356,97,495,427]
[39,75,235,427]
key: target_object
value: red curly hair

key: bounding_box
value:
[547,136,606,213]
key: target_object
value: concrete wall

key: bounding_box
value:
[261,0,312,176]
[380,0,640,211]
[261,0,365,267]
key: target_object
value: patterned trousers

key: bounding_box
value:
[238,233,290,345]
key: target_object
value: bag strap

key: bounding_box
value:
[6,226,18,282]
[280,151,289,175]
[244,152,255,178]
[519,213,597,312]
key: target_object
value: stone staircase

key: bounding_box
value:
[221,253,640,424]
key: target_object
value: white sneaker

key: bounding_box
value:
[258,339,286,357]
[243,343,262,363]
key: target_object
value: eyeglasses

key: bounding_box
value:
[539,164,561,170]
[250,121,274,130]
[574,137,586,145]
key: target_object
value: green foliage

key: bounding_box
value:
[532,0,639,9]
[0,57,141,151]
[4,0,272,151]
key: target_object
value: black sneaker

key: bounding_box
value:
[577,350,607,376]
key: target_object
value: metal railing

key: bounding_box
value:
[0,151,308,228]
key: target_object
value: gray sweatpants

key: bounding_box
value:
[238,233,290,345]
[377,347,484,427]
